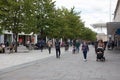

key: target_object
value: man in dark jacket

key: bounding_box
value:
[55,39,61,58]
[39,39,45,52]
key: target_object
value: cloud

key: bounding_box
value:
[53,0,118,33]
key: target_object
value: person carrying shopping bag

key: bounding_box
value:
[47,40,52,54]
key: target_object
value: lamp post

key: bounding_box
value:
[109,0,112,22]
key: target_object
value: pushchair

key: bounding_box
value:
[96,47,105,61]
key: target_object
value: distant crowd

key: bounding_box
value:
[0,38,116,61]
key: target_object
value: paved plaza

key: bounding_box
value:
[0,45,120,80]
[0,45,66,70]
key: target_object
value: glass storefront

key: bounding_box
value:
[4,34,12,46]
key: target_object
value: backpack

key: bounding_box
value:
[55,42,60,49]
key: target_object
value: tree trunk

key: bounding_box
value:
[13,33,18,52]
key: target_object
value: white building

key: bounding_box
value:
[0,30,38,45]
[114,0,120,22]
[92,23,107,41]
[107,0,120,48]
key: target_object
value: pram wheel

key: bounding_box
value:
[96,48,105,62]
[96,55,105,62]
[101,57,105,61]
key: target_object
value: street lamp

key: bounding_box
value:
[109,0,112,22]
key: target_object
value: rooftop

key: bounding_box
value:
[91,23,107,28]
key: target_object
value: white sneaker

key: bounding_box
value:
[84,59,87,62]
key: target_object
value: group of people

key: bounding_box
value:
[0,42,15,53]
[74,39,106,62]
[0,38,107,62]
[48,39,89,60]
[26,38,105,61]
[52,39,106,62]
[69,40,89,61]
[46,39,89,60]
[72,40,81,53]
[34,39,45,52]
[47,39,61,58]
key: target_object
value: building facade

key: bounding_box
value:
[107,0,120,48]
[114,0,120,22]
[92,23,107,41]
[0,30,38,46]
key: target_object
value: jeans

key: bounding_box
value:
[76,47,80,53]
[56,49,61,58]
[83,51,87,59]
[40,46,43,52]
[48,47,51,54]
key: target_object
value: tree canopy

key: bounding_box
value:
[0,0,97,48]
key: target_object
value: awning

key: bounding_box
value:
[115,28,120,35]
[92,23,106,28]
[107,22,120,35]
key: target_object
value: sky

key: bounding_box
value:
[52,0,118,33]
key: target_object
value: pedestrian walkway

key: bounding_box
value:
[0,45,120,80]
[0,45,70,70]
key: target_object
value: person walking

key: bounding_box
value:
[81,41,89,62]
[107,38,114,50]
[47,40,52,54]
[94,40,98,54]
[72,39,76,54]
[64,40,69,51]
[1,43,5,53]
[75,40,81,53]
[55,39,61,58]
[39,39,45,52]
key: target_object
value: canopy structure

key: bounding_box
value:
[107,22,120,35]
[115,28,120,35]
[92,23,106,28]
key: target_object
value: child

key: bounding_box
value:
[72,46,76,54]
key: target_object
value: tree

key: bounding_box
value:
[22,0,37,34]
[64,7,84,39]
[35,0,56,39]
[0,0,36,52]
[0,0,96,52]
[81,27,96,41]
[51,7,84,39]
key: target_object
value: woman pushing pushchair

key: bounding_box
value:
[95,40,105,61]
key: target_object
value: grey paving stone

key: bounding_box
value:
[0,45,120,80]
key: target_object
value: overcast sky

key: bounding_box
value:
[53,0,118,33]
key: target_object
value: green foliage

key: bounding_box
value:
[0,0,37,52]
[50,7,84,39]
[35,0,56,38]
[0,0,96,43]
[81,27,97,41]
[0,0,37,33]
[22,0,37,34]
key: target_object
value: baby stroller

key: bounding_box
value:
[96,47,105,61]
